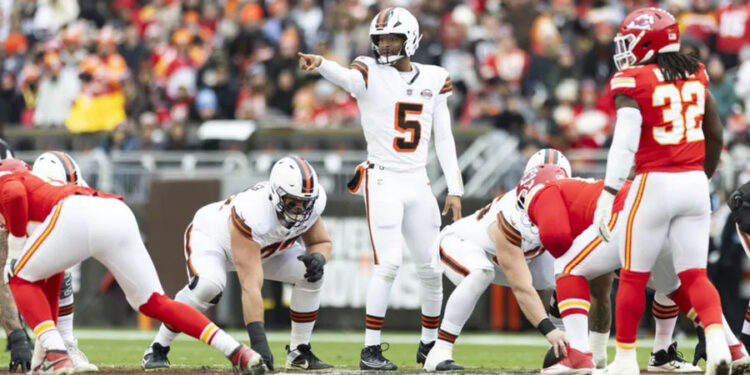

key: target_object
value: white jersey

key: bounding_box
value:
[443,193,544,261]
[347,56,452,171]
[190,181,327,262]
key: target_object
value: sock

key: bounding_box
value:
[556,275,591,353]
[678,268,722,328]
[437,269,493,352]
[153,323,180,347]
[138,293,240,356]
[57,272,75,344]
[651,292,679,353]
[614,344,637,366]
[418,269,442,344]
[289,280,322,349]
[589,331,609,368]
[33,321,66,351]
[364,265,396,346]
[9,276,59,330]
[614,269,650,346]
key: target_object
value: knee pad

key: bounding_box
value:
[472,268,495,287]
[372,263,400,283]
[180,276,224,309]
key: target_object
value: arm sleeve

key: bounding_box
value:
[0,181,28,237]
[527,186,573,257]
[603,107,642,191]
[433,95,463,196]
[317,58,367,97]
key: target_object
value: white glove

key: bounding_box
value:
[593,190,616,242]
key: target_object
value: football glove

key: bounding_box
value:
[247,322,273,371]
[297,253,326,283]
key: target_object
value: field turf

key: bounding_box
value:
[0,329,699,373]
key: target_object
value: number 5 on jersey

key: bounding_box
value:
[393,102,423,152]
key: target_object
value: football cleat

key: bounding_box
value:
[648,342,702,372]
[434,359,464,371]
[605,356,640,375]
[542,348,595,375]
[729,343,750,375]
[65,339,98,372]
[285,344,333,370]
[360,343,397,371]
[705,327,731,375]
[229,345,265,375]
[142,342,170,369]
[416,340,434,365]
[34,349,74,375]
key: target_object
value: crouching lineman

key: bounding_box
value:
[424,158,570,371]
[24,151,97,372]
[525,176,749,374]
[142,156,333,371]
[0,159,264,375]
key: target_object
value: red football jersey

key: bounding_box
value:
[527,178,632,257]
[609,63,709,174]
[0,171,121,237]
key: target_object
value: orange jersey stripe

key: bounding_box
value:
[498,214,521,247]
[231,206,253,240]
[439,246,470,277]
[14,203,63,274]
[624,174,649,270]
[364,170,379,265]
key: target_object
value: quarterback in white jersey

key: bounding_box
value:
[300,6,462,371]
[424,162,569,371]
[143,156,334,371]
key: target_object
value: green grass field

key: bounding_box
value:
[0,329,700,373]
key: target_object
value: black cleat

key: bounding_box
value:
[142,343,170,370]
[359,343,397,371]
[286,344,333,370]
[416,341,435,365]
[435,359,465,371]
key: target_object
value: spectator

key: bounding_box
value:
[715,0,750,69]
[291,0,323,51]
[0,72,25,127]
[34,53,80,127]
[735,45,750,121]
[119,23,148,75]
[195,87,218,121]
[708,55,736,124]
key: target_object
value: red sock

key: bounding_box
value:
[139,293,215,340]
[9,276,55,329]
[42,273,64,324]
[669,284,701,326]
[678,268,722,328]
[615,270,650,345]
[556,275,591,317]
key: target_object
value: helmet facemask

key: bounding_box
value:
[272,185,317,229]
[371,34,406,65]
[613,32,641,71]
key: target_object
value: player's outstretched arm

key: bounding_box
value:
[702,91,723,178]
[433,95,463,221]
[488,223,568,356]
[299,218,332,283]
[298,52,366,96]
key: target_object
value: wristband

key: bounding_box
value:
[537,318,556,336]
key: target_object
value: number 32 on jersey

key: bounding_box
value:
[652,78,705,145]
[393,102,423,152]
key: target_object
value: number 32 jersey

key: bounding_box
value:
[609,62,709,174]
[348,56,452,171]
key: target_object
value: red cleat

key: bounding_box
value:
[229,345,265,375]
[33,349,74,375]
[542,347,595,375]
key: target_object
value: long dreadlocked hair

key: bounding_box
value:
[652,52,700,82]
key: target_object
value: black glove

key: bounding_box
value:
[297,253,326,283]
[247,322,273,371]
[693,326,706,366]
[729,182,750,233]
[8,329,31,373]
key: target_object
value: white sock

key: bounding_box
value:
[723,315,740,346]
[439,270,492,345]
[34,321,66,351]
[614,345,637,365]
[289,280,322,348]
[364,266,395,347]
[200,323,240,357]
[562,314,589,352]
[418,271,442,344]
[153,323,180,347]
[589,331,609,368]
[652,293,679,353]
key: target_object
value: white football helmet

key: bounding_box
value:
[269,156,319,228]
[32,151,86,186]
[369,7,422,65]
[524,148,572,178]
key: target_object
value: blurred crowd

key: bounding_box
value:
[0,0,750,153]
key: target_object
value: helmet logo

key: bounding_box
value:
[627,14,655,31]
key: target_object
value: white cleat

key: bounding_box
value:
[30,337,44,371]
[647,342,702,372]
[730,343,750,375]
[605,357,640,375]
[423,344,454,371]
[65,339,98,372]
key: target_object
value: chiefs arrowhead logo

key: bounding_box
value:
[627,14,655,31]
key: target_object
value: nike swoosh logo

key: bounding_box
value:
[361,360,390,368]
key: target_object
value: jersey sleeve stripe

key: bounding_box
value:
[350,61,369,88]
[498,214,522,247]
[610,77,636,89]
[230,206,254,240]
[440,85,453,94]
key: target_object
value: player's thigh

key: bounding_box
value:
[364,169,405,267]
[618,173,670,272]
[402,184,441,267]
[14,197,90,282]
[262,243,308,285]
[666,173,711,272]
[556,224,621,280]
[185,227,229,291]
[438,234,493,286]
[528,252,555,291]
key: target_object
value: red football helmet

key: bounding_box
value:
[515,164,568,209]
[613,8,680,71]
[0,158,30,173]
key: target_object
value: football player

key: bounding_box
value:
[0,138,33,373]
[0,159,264,375]
[591,8,728,375]
[299,6,463,370]
[729,181,750,353]
[142,156,332,371]
[424,163,569,371]
[27,151,97,372]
